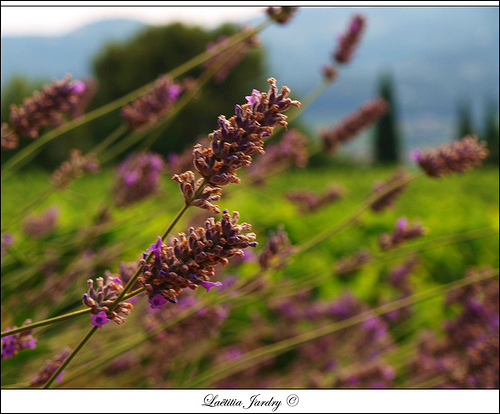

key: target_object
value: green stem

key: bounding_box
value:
[42,326,98,389]
[295,172,422,254]
[0,288,145,338]
[184,268,499,387]
[42,180,205,388]
[1,309,90,338]
[90,124,128,157]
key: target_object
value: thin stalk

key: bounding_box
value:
[42,326,98,388]
[295,172,422,254]
[0,288,144,338]
[1,19,271,181]
[42,181,206,388]
[183,268,498,387]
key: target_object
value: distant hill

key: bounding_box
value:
[1,8,498,158]
[1,18,146,84]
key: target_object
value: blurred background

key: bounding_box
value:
[1,6,499,390]
[1,6,499,168]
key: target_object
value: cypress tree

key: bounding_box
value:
[374,73,400,164]
[456,99,473,139]
[483,98,499,165]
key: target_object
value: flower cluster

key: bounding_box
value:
[321,98,389,154]
[259,226,294,270]
[22,206,59,239]
[203,27,261,84]
[138,210,257,306]
[51,148,100,190]
[82,273,134,326]
[69,78,97,118]
[286,184,345,213]
[266,7,298,24]
[334,362,396,388]
[247,129,309,186]
[1,233,14,258]
[113,151,164,207]
[174,78,300,211]
[335,249,372,278]
[379,217,426,250]
[410,268,498,388]
[370,168,410,212]
[30,348,70,387]
[1,320,37,359]
[412,135,489,178]
[334,14,366,64]
[121,75,182,131]
[173,171,222,213]
[9,75,87,139]
[381,256,419,324]
[1,123,19,150]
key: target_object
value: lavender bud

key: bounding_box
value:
[10,75,87,139]
[259,226,293,270]
[1,123,19,150]
[321,98,389,154]
[121,75,182,131]
[22,206,59,238]
[379,217,426,250]
[51,149,100,190]
[334,14,366,64]
[266,7,298,24]
[413,135,489,178]
[113,151,164,207]
[30,348,71,387]
[370,168,410,212]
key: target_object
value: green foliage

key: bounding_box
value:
[90,22,266,159]
[373,73,401,164]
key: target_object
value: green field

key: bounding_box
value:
[1,164,498,388]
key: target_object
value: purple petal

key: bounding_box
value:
[199,280,223,292]
[149,294,168,309]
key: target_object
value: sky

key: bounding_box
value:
[1,4,265,36]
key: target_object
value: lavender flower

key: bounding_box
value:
[247,129,309,185]
[82,272,133,325]
[30,348,71,387]
[22,206,59,238]
[113,151,164,207]
[322,64,338,83]
[90,311,111,328]
[335,249,372,278]
[379,217,426,250]
[321,98,389,154]
[412,135,489,178]
[173,171,222,213]
[138,210,257,305]
[173,78,300,212]
[370,168,410,212]
[69,78,97,118]
[286,184,345,213]
[1,233,14,258]
[1,123,19,150]
[10,75,87,139]
[266,7,298,24]
[1,320,37,360]
[121,75,182,131]
[259,226,294,270]
[334,14,366,64]
[51,148,100,190]
[203,26,261,84]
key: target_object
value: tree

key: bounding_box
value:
[456,99,473,140]
[373,73,400,164]
[90,22,266,159]
[483,98,499,165]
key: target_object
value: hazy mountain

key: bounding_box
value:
[1,18,146,84]
[1,8,498,158]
